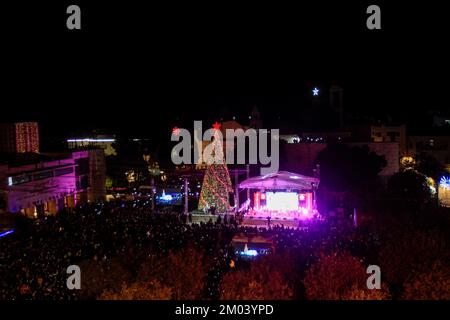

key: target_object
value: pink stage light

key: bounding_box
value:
[254,192,261,210]
[306,193,312,211]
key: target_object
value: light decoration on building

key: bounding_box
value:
[15,122,39,153]
[254,192,260,210]
[400,155,415,170]
[440,176,450,190]
[427,177,437,195]
[439,176,450,207]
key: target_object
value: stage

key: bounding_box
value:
[238,171,320,222]
[240,217,306,229]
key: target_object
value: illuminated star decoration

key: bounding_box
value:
[172,126,180,135]
[212,121,221,130]
[312,87,319,96]
[440,176,450,190]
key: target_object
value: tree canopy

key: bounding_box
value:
[316,144,386,192]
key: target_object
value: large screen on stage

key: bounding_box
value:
[265,192,299,211]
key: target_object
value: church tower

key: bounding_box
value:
[249,105,262,129]
[330,85,344,128]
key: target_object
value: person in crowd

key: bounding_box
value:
[0,197,371,300]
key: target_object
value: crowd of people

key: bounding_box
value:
[0,199,382,300]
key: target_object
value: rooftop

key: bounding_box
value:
[0,152,68,167]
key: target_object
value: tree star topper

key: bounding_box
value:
[312,87,319,96]
[212,121,221,130]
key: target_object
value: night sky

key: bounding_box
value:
[3,1,449,143]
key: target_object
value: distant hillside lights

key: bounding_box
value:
[171,121,279,175]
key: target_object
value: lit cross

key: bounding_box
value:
[212,121,221,130]
[312,87,319,96]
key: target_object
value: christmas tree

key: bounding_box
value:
[198,122,233,213]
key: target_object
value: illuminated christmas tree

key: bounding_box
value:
[198,122,233,213]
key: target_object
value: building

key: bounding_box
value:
[350,124,406,153]
[0,122,40,153]
[407,135,450,166]
[280,142,399,179]
[370,125,406,153]
[0,149,106,217]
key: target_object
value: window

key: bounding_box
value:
[10,174,32,185]
[387,132,400,142]
[76,175,89,190]
[75,158,89,176]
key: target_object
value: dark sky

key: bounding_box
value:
[3,1,449,143]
